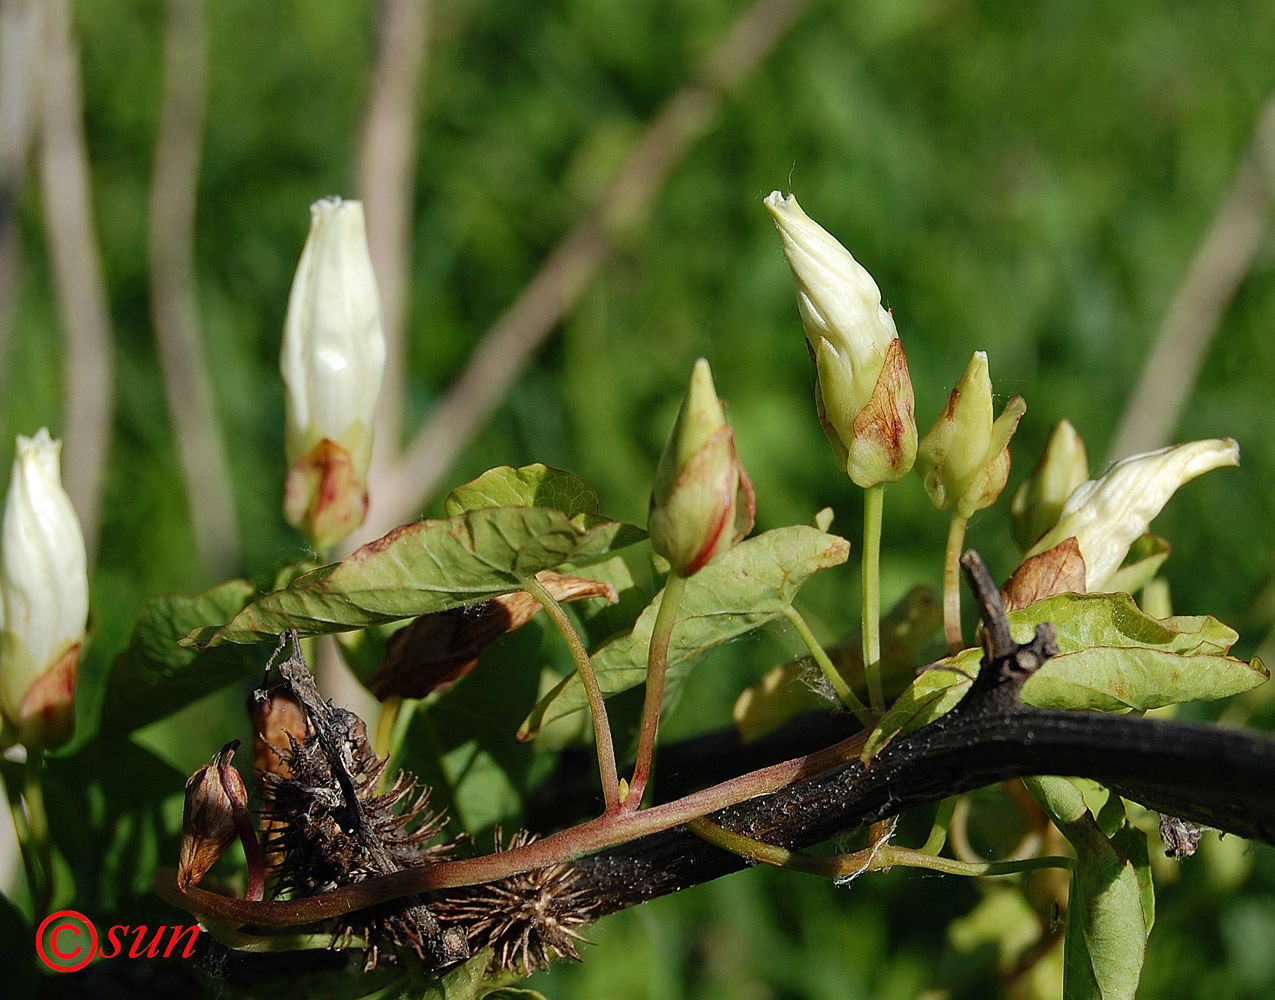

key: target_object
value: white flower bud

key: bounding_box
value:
[1024,438,1239,592]
[0,429,89,749]
[764,191,916,486]
[280,198,387,548]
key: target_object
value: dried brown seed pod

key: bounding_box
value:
[435,829,598,975]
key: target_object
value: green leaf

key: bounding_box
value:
[1025,777,1147,1000]
[519,524,851,739]
[1111,823,1155,935]
[185,508,645,647]
[97,580,260,736]
[444,464,601,519]
[861,592,1264,760]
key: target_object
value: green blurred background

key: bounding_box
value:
[3,0,1275,996]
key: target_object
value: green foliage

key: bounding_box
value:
[520,523,850,737]
[186,507,644,647]
[2,2,1275,998]
[443,465,603,520]
[863,593,1267,760]
[97,580,259,737]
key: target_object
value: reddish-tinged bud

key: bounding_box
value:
[648,359,755,577]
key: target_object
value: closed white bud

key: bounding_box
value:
[280,198,387,548]
[765,191,916,486]
[0,430,88,750]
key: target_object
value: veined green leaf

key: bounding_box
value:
[184,508,645,648]
[1026,777,1147,1000]
[861,592,1264,760]
[97,580,259,736]
[519,525,851,739]
[444,464,601,520]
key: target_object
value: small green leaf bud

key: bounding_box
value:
[649,359,755,577]
[764,191,916,487]
[1010,419,1089,551]
[1024,438,1238,592]
[916,351,1025,519]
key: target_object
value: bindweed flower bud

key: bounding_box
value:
[917,351,1025,519]
[1024,438,1239,592]
[1010,419,1089,551]
[0,429,88,751]
[649,359,755,577]
[281,197,387,550]
[178,740,251,892]
[764,191,916,487]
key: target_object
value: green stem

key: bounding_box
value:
[21,755,53,917]
[861,482,886,714]
[688,817,1072,880]
[920,795,959,856]
[523,574,622,813]
[3,763,42,914]
[374,697,401,781]
[627,571,688,809]
[782,606,873,728]
[943,514,969,653]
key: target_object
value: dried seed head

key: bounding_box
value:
[435,830,598,975]
[254,663,460,969]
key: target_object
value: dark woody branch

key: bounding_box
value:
[568,552,1275,915]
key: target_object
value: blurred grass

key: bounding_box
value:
[3,0,1275,996]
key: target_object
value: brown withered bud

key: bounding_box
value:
[178,740,248,891]
[999,536,1087,614]
[368,571,617,700]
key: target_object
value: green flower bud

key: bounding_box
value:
[0,430,88,751]
[1010,419,1089,551]
[764,191,916,487]
[281,197,387,549]
[1024,438,1238,592]
[916,351,1025,519]
[649,359,755,577]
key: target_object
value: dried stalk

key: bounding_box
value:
[38,0,113,560]
[359,0,431,483]
[1107,89,1275,461]
[361,0,813,534]
[0,0,44,409]
[149,0,241,577]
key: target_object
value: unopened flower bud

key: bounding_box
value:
[178,740,249,891]
[917,351,1025,519]
[0,430,88,751]
[649,359,755,577]
[281,197,387,550]
[764,191,916,487]
[1024,438,1239,592]
[1010,419,1089,551]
